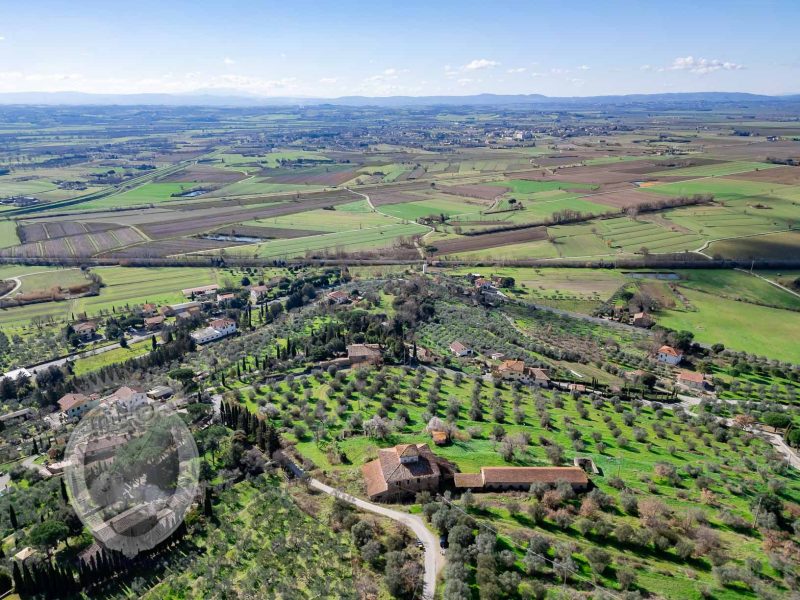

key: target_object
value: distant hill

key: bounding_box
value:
[0,90,798,108]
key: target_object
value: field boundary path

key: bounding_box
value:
[282,456,441,600]
[734,267,800,300]
[345,187,434,259]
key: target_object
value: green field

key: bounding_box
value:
[0,220,19,248]
[71,339,152,376]
[490,179,598,196]
[451,239,560,260]
[78,182,210,209]
[222,222,428,259]
[206,178,316,197]
[656,287,800,362]
[652,161,778,178]
[675,269,800,311]
[646,177,789,201]
[247,205,392,233]
[0,266,223,330]
[15,268,89,295]
[0,177,59,197]
[379,197,480,220]
[707,230,800,259]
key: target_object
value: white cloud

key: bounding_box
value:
[550,68,569,75]
[506,67,526,74]
[457,78,474,86]
[578,65,591,71]
[463,58,499,71]
[223,57,236,66]
[0,36,5,42]
[669,56,744,74]
[319,77,339,85]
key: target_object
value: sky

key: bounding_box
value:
[0,0,798,97]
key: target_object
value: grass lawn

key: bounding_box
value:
[0,221,20,248]
[656,287,800,362]
[674,269,800,311]
[71,339,152,376]
[15,269,89,295]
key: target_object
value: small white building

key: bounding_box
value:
[656,345,683,365]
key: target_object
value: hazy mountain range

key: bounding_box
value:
[0,90,799,107]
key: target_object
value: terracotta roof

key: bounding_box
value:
[361,458,389,497]
[455,466,589,488]
[450,341,469,353]
[658,345,682,357]
[73,321,96,332]
[431,431,448,443]
[144,316,165,325]
[328,290,349,300]
[347,343,382,359]
[182,284,219,295]
[678,370,705,383]
[498,360,525,373]
[250,285,269,294]
[361,443,441,498]
[210,317,236,329]
[530,368,550,381]
[453,473,483,487]
[58,393,89,412]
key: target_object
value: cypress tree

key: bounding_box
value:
[60,477,68,503]
[12,562,24,595]
[9,505,18,530]
[203,486,213,517]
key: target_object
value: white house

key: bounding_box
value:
[191,317,237,344]
[58,393,99,420]
[656,345,683,365]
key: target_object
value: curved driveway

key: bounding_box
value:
[284,457,442,599]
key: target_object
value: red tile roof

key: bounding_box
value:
[678,370,705,383]
[455,466,589,488]
[58,393,89,412]
[658,345,682,357]
[361,443,441,498]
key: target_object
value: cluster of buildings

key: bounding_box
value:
[57,386,151,420]
[492,359,550,387]
[361,443,590,502]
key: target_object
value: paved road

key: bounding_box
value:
[27,333,155,375]
[284,458,442,599]
[653,393,800,470]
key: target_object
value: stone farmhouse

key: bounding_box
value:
[361,443,455,502]
[190,317,237,345]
